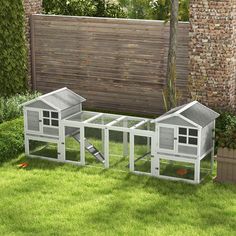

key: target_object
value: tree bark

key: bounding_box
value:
[166,0,179,109]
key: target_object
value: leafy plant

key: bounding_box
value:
[215,111,236,149]
[42,0,190,21]
[0,92,41,123]
[0,118,24,162]
[0,0,28,96]
[119,0,189,21]
[43,0,126,18]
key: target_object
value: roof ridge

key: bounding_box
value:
[176,101,198,114]
[40,87,67,99]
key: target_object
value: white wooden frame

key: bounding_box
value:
[24,107,217,184]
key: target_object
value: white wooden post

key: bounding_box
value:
[147,122,151,152]
[129,132,134,172]
[80,126,85,165]
[102,129,105,154]
[211,121,216,175]
[102,116,105,154]
[194,127,201,183]
[58,123,65,161]
[23,108,29,155]
[25,136,29,155]
[104,128,109,168]
[151,129,158,176]
[123,119,128,157]
[194,159,201,184]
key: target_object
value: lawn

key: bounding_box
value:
[0,138,236,236]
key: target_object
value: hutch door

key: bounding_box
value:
[158,125,177,154]
[26,110,41,133]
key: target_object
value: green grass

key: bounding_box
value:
[0,139,236,236]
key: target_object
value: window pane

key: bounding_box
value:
[179,136,187,144]
[51,119,59,127]
[51,112,58,119]
[43,119,50,125]
[189,129,198,136]
[189,137,197,145]
[43,111,50,118]
[179,128,187,135]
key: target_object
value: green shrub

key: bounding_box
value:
[43,0,190,21]
[0,0,28,96]
[215,111,236,149]
[0,118,24,162]
[0,92,41,123]
[43,0,126,18]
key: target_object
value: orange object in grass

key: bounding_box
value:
[18,162,28,168]
[176,168,187,176]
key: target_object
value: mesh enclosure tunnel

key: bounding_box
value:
[23,88,219,184]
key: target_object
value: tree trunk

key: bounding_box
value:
[165,0,179,110]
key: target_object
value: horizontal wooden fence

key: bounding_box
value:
[31,14,189,116]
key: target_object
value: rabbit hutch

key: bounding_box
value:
[22,87,219,184]
[151,102,219,183]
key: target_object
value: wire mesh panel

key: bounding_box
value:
[90,114,119,125]
[113,117,142,128]
[109,130,129,171]
[65,126,81,162]
[134,135,151,173]
[159,158,195,181]
[84,127,104,166]
[29,140,58,159]
[200,154,212,181]
[68,111,97,122]
[135,121,155,131]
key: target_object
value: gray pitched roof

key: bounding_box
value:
[153,101,219,127]
[180,102,219,127]
[22,87,86,111]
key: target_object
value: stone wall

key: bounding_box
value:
[23,0,42,89]
[189,0,236,110]
[22,0,236,110]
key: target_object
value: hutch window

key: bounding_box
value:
[178,128,198,146]
[43,111,59,127]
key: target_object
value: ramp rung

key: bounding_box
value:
[72,135,104,163]
[87,145,93,150]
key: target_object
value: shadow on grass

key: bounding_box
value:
[4,153,236,199]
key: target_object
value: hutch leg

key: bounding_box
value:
[123,119,128,157]
[194,159,201,184]
[129,132,134,172]
[25,136,29,155]
[80,126,85,165]
[104,128,109,168]
[147,123,151,152]
[58,125,65,161]
[210,148,214,175]
[101,129,105,154]
[123,132,128,157]
[101,116,105,154]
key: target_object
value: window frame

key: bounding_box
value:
[178,127,198,147]
[42,110,59,128]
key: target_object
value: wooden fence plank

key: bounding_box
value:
[31,14,189,116]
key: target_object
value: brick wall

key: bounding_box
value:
[189,0,236,110]
[23,0,42,89]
